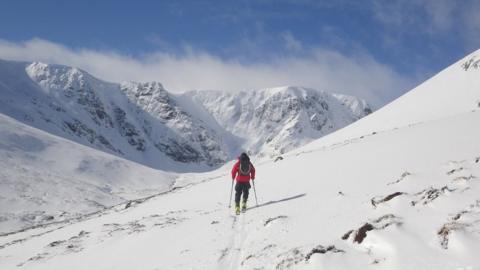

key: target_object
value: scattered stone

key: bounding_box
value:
[371,192,405,207]
[19,252,49,266]
[264,215,288,226]
[439,200,480,249]
[241,254,255,266]
[263,244,276,251]
[218,248,229,261]
[211,220,219,225]
[452,175,476,182]
[240,244,277,267]
[125,201,133,209]
[387,171,411,185]
[354,223,375,243]
[411,186,455,206]
[274,156,284,162]
[452,210,468,221]
[47,240,66,247]
[305,245,344,261]
[462,58,480,71]
[447,167,463,175]
[371,258,386,264]
[78,230,89,237]
[438,222,468,249]
[343,214,402,244]
[341,230,354,240]
[276,248,304,269]
[338,191,345,196]
[124,199,143,209]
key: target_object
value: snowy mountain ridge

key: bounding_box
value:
[184,86,371,156]
[1,49,480,269]
[3,60,228,170]
[0,59,372,169]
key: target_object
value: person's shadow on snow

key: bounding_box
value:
[248,193,306,210]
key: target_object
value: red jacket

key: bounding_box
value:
[231,159,256,182]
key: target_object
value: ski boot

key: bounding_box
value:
[235,205,241,215]
[241,201,247,213]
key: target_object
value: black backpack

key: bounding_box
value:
[239,153,251,176]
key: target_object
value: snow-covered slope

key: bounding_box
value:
[0,60,228,170]
[0,113,175,234]
[184,86,371,157]
[1,51,479,269]
[0,60,370,169]
[299,49,480,151]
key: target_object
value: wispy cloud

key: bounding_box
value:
[281,31,303,51]
[0,38,414,107]
[462,1,480,49]
[372,0,456,34]
[371,0,480,48]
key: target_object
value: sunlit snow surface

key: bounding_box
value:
[1,50,480,269]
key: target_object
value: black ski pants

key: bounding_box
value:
[235,182,251,206]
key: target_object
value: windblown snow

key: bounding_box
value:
[1,49,480,270]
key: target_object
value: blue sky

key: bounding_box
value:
[1,0,479,106]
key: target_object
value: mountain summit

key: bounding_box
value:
[0,59,371,169]
[182,86,371,157]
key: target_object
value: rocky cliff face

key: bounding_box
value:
[0,59,371,168]
[0,61,228,170]
[185,86,372,156]
[120,81,227,165]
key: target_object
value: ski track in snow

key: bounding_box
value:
[220,215,247,270]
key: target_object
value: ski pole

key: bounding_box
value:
[228,179,234,208]
[252,179,258,206]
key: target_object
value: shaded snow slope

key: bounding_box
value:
[184,86,371,157]
[1,108,479,270]
[0,113,175,234]
[0,60,228,170]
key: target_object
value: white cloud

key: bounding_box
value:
[0,38,414,107]
[372,0,455,34]
[281,31,302,51]
[423,0,455,33]
[371,0,480,42]
[463,1,480,49]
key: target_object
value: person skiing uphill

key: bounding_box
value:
[231,152,256,215]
